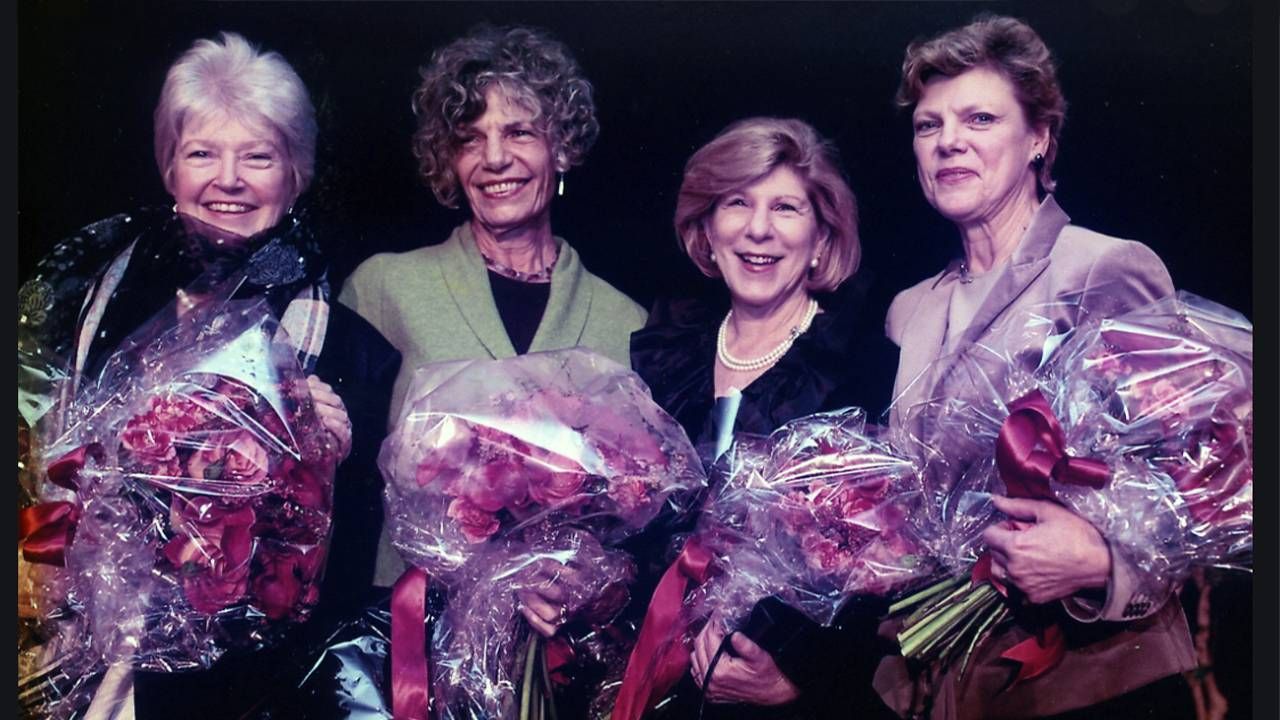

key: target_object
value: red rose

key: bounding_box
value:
[164,496,257,613]
[447,497,500,543]
[252,544,325,620]
[149,393,214,434]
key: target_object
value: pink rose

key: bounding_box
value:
[120,415,183,478]
[461,454,531,513]
[186,431,272,489]
[447,497,501,543]
[527,466,589,507]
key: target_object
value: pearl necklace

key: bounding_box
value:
[717,298,819,372]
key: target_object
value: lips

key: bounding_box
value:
[476,179,529,198]
[203,201,256,214]
[736,252,783,271]
[935,167,976,183]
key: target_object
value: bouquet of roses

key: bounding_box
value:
[379,348,705,720]
[891,291,1252,681]
[614,407,933,720]
[20,295,335,716]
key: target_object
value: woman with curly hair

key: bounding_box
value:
[339,21,645,623]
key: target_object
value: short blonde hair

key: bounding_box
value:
[674,117,860,293]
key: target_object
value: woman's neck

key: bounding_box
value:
[958,185,1041,274]
[727,291,813,352]
[471,217,556,275]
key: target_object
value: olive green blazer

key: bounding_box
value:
[338,222,646,586]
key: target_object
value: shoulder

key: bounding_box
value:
[885,268,947,344]
[571,257,647,328]
[1048,224,1174,311]
[340,246,446,300]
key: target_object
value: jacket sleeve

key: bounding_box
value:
[1063,237,1177,623]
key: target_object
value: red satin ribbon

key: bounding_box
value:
[612,538,714,720]
[17,444,100,566]
[391,567,431,720]
[990,392,1111,683]
[996,391,1109,501]
[18,501,80,565]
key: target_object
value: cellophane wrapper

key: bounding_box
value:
[21,296,335,719]
[684,407,933,635]
[902,290,1252,595]
[379,347,706,720]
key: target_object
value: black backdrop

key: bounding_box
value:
[15,1,1258,714]
[19,0,1252,321]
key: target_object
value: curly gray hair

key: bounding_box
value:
[410,25,600,208]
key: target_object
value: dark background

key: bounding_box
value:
[19,0,1252,322]
[15,1,1259,716]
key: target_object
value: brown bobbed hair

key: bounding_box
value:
[410,25,600,209]
[896,14,1067,193]
[674,117,860,293]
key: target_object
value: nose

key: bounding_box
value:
[938,119,964,155]
[745,203,772,241]
[482,134,511,171]
[214,155,244,189]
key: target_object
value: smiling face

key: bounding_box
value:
[169,111,296,238]
[911,65,1049,227]
[451,86,558,238]
[707,165,824,314]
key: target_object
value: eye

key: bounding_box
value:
[722,197,748,208]
[243,152,275,168]
[913,118,940,135]
[774,202,800,213]
[970,112,996,125]
[185,149,212,160]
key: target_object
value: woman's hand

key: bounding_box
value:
[689,616,801,706]
[983,495,1111,604]
[307,375,352,462]
[516,561,584,638]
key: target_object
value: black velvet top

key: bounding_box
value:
[631,296,897,449]
[627,288,901,720]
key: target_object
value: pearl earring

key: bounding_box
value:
[557,173,565,197]
[709,251,717,263]
[810,256,820,269]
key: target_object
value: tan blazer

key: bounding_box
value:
[875,197,1196,718]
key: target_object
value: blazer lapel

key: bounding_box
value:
[889,275,953,423]
[439,224,518,359]
[959,196,1070,348]
[528,237,591,353]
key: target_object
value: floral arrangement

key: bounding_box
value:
[614,407,932,720]
[892,291,1252,681]
[379,348,705,720]
[20,298,335,702]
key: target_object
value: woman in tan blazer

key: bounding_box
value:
[874,15,1197,720]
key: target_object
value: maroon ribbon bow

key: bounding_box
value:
[996,390,1110,501]
[986,391,1110,683]
[17,444,102,566]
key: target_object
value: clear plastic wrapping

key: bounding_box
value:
[22,294,335,703]
[689,408,932,630]
[902,290,1252,593]
[379,348,705,719]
